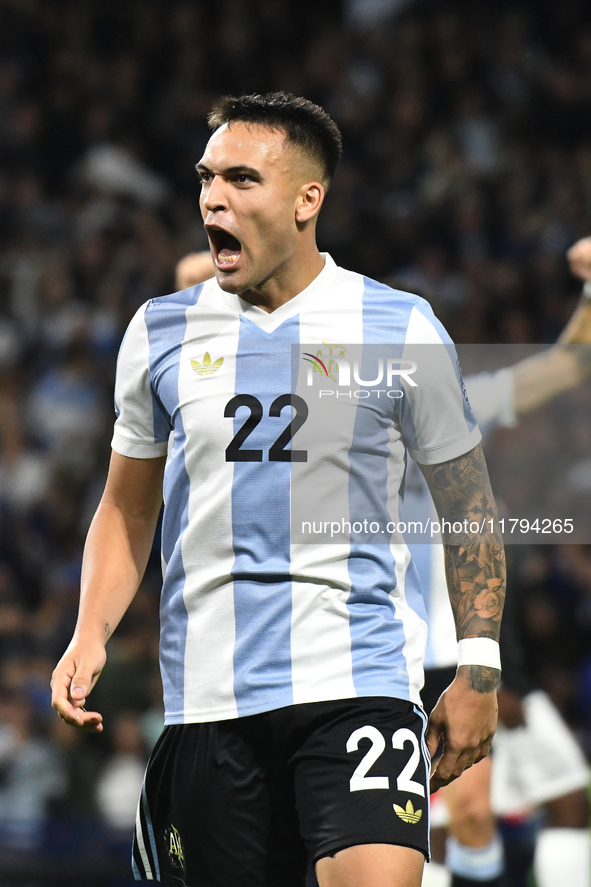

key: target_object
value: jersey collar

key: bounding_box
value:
[219,253,338,333]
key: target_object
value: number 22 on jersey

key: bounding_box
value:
[224,393,308,462]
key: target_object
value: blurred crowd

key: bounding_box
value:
[1,0,591,869]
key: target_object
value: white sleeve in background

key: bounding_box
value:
[465,367,517,440]
[111,303,171,459]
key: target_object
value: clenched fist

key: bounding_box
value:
[568,237,591,282]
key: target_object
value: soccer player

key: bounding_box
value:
[413,240,591,887]
[51,92,506,887]
[172,242,591,887]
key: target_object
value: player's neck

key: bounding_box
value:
[240,246,325,313]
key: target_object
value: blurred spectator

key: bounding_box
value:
[96,713,148,832]
[27,344,104,459]
[49,716,102,820]
[0,694,64,850]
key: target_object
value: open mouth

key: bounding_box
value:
[207,227,242,269]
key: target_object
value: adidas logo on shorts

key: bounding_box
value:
[393,800,423,824]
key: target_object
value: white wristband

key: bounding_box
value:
[457,638,501,670]
[583,281,591,301]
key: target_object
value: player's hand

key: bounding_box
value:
[567,237,591,282]
[51,641,106,732]
[426,666,498,793]
[175,251,215,289]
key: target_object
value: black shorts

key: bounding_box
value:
[132,697,431,887]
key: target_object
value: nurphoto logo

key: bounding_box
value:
[301,343,417,399]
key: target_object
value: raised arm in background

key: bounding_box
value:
[511,236,591,415]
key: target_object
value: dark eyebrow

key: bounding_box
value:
[195,163,262,179]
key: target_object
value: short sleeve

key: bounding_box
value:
[111,304,171,459]
[465,367,517,438]
[397,302,482,465]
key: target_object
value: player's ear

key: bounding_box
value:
[295,181,325,224]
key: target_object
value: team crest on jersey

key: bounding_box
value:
[165,824,185,868]
[303,342,348,382]
[191,352,224,376]
[393,800,423,824]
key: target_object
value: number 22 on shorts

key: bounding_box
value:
[346,725,425,796]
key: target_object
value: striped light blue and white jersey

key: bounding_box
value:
[402,368,517,670]
[111,254,480,723]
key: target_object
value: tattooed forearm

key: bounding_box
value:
[443,541,505,641]
[420,443,506,643]
[460,664,501,693]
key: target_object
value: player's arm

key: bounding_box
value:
[511,237,591,415]
[512,338,591,416]
[419,442,505,791]
[51,451,165,732]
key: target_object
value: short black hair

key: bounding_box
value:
[207,91,343,188]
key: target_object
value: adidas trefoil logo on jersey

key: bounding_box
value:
[191,352,224,376]
[393,800,422,824]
